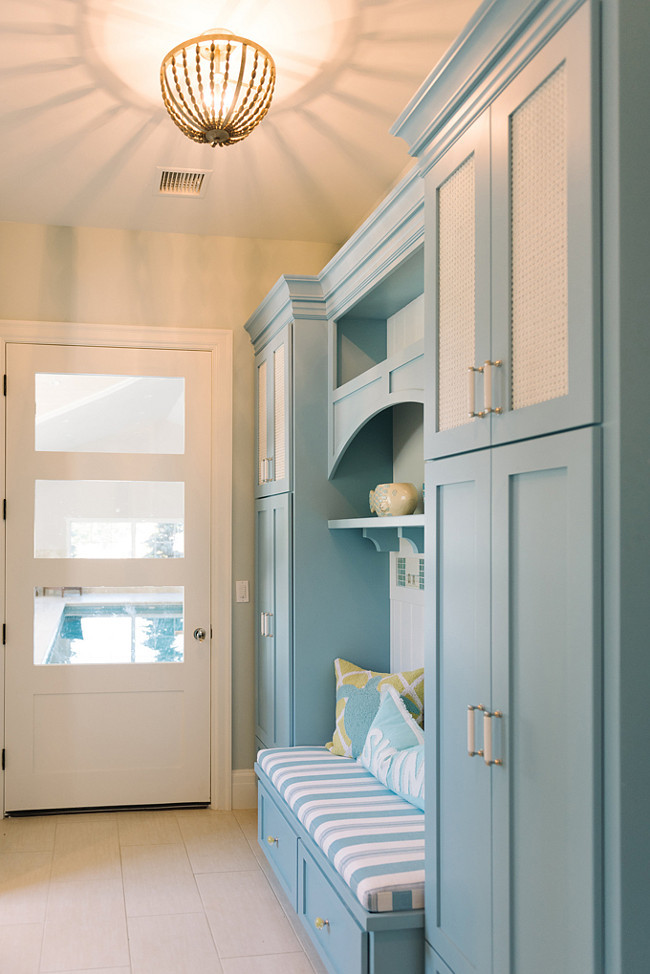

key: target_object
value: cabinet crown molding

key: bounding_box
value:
[244,274,326,348]
[392,0,590,174]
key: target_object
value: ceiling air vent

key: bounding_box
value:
[156,167,212,198]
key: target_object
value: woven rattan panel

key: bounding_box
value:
[438,155,476,431]
[273,343,286,481]
[257,360,267,483]
[510,64,568,410]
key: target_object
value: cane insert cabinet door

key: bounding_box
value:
[425,3,598,461]
[255,325,291,497]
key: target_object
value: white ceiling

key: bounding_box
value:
[0,0,482,244]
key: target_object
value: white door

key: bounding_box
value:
[4,342,212,812]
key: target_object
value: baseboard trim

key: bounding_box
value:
[232,769,257,809]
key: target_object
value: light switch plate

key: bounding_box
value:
[235,580,249,603]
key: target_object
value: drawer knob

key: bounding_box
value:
[266,836,278,846]
[315,917,330,932]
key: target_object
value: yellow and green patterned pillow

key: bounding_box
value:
[325,657,424,758]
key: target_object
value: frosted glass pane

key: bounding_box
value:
[34,587,184,665]
[34,481,184,559]
[35,374,185,453]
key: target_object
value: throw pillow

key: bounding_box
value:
[325,657,424,758]
[359,685,425,809]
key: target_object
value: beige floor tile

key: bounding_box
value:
[232,808,257,843]
[221,954,318,974]
[40,880,130,972]
[176,809,258,874]
[0,815,56,854]
[233,809,266,866]
[42,970,129,974]
[128,913,224,973]
[0,852,52,924]
[261,867,328,974]
[0,922,43,973]
[197,869,303,959]
[117,808,183,847]
[121,842,203,916]
[51,814,122,883]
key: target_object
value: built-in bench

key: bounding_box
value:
[255,746,425,974]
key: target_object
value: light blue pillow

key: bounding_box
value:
[358,684,425,809]
[383,743,425,810]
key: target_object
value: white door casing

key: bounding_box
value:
[0,323,233,813]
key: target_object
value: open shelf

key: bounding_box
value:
[328,515,424,553]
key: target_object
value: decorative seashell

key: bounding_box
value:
[369,483,418,517]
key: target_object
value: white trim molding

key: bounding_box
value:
[232,768,258,810]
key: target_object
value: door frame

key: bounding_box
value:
[0,319,233,813]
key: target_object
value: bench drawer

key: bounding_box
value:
[258,784,298,904]
[298,843,368,974]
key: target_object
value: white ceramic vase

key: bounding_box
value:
[369,482,418,517]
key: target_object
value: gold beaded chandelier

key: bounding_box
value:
[160,29,276,147]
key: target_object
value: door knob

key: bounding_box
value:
[193,628,207,641]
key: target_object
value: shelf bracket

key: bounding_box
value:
[361,525,424,553]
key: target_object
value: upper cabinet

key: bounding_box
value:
[395,0,599,460]
[320,169,426,477]
[328,249,425,475]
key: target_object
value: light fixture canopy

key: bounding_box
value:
[160,29,276,147]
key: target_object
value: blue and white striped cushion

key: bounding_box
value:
[257,746,424,913]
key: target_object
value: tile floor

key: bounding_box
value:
[0,806,328,974]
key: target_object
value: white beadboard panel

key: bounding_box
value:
[390,545,425,672]
[387,294,425,358]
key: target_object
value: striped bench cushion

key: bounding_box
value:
[257,746,424,913]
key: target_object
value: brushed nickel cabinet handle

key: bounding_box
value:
[467,704,485,757]
[467,365,484,418]
[483,360,503,415]
[483,710,503,766]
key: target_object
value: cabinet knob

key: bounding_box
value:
[266,835,278,846]
[315,917,329,931]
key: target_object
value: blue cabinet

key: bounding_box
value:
[254,493,291,750]
[425,427,601,974]
[394,7,604,965]
[421,2,599,461]
[247,277,392,753]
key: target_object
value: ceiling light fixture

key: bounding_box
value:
[160,29,276,147]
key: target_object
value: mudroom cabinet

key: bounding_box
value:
[392,0,604,972]
[425,427,600,974]
[246,277,391,752]
[419,1,599,461]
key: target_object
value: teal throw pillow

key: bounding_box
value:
[359,684,425,809]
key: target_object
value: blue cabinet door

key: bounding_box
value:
[255,325,292,497]
[424,2,598,462]
[423,110,492,461]
[489,2,599,449]
[426,427,600,974]
[255,493,292,748]
[490,427,601,974]
[424,451,492,974]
